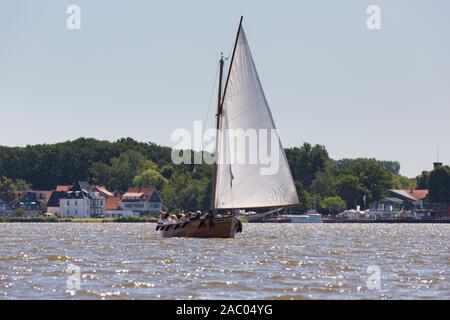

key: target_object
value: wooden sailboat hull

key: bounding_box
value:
[159,216,241,238]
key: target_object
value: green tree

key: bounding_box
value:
[0,177,31,202]
[335,175,368,209]
[416,171,430,189]
[391,175,416,190]
[295,181,314,212]
[0,176,18,202]
[334,158,400,175]
[428,165,450,203]
[320,196,346,215]
[0,138,172,190]
[90,151,154,191]
[161,172,209,211]
[311,168,336,197]
[14,179,31,191]
[286,143,330,188]
[339,159,393,205]
[133,168,167,190]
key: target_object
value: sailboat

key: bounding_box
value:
[159,17,299,238]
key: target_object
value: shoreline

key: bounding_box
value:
[1,217,449,224]
[323,219,450,224]
[0,216,158,223]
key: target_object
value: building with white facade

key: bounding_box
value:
[59,182,106,218]
[46,191,66,215]
[103,196,139,218]
[120,187,162,216]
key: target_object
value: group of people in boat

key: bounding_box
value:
[156,209,243,234]
[156,209,222,231]
[158,210,221,224]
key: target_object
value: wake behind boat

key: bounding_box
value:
[159,17,299,238]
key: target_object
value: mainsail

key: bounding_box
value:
[214,23,299,210]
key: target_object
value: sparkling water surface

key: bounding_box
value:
[0,223,448,299]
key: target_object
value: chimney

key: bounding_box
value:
[433,162,443,170]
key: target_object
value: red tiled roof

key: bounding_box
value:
[390,189,429,201]
[126,187,155,197]
[37,190,53,200]
[106,197,121,210]
[56,185,71,192]
[409,189,429,201]
[95,186,114,198]
[390,190,418,201]
[123,192,143,198]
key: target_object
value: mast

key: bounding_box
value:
[211,16,244,213]
[211,55,225,212]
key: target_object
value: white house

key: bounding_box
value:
[59,182,106,218]
[120,187,162,216]
[46,191,66,215]
[104,196,139,218]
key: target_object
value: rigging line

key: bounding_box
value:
[202,63,220,139]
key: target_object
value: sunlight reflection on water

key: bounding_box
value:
[0,223,448,299]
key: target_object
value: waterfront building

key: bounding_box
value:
[389,189,429,210]
[59,182,106,218]
[104,196,140,218]
[10,190,52,216]
[120,187,162,216]
[367,189,432,220]
[369,197,405,219]
[95,186,115,198]
[46,191,66,215]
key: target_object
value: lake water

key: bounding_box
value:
[0,223,448,300]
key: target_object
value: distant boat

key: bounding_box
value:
[160,17,299,238]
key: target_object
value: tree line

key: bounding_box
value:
[1,138,448,213]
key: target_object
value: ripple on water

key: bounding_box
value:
[0,223,448,299]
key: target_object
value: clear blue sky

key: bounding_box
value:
[1,0,449,177]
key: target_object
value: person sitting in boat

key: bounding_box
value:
[188,211,201,220]
[177,213,186,222]
[168,214,178,224]
[158,212,170,225]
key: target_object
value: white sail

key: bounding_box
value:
[214,26,299,210]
